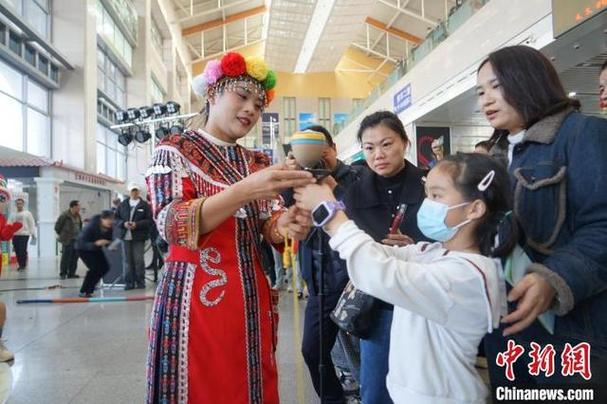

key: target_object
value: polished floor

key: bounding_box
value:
[0,257,318,404]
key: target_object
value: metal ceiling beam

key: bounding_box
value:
[378,0,438,27]
[177,0,250,24]
[182,5,266,37]
[365,17,422,45]
[190,38,265,64]
[351,42,397,63]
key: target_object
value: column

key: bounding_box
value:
[51,0,98,173]
[34,177,64,258]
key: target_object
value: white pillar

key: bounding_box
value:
[34,177,64,258]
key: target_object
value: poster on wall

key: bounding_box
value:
[298,112,317,130]
[333,113,349,133]
[261,112,279,148]
[416,126,451,170]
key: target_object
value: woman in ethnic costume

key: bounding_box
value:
[145,52,314,403]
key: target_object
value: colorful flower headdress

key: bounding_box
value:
[191,52,277,107]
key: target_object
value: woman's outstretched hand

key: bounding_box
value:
[235,164,315,202]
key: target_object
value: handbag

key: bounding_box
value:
[330,280,375,339]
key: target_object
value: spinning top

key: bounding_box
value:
[290,130,326,168]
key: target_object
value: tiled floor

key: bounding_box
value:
[0,258,317,404]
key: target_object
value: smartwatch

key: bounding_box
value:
[312,200,346,227]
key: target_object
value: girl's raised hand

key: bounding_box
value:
[293,183,335,212]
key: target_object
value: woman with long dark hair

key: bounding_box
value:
[476,45,607,393]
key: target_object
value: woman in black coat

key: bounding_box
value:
[343,111,428,404]
[76,210,114,297]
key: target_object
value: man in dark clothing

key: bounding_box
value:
[115,183,152,290]
[287,125,362,404]
[76,210,114,297]
[54,200,83,279]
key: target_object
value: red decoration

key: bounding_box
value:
[266,89,275,105]
[221,52,246,77]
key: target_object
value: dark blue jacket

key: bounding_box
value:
[508,109,607,356]
[298,160,362,296]
[76,215,113,252]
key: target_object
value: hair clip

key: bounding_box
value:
[477,170,495,192]
[420,176,427,184]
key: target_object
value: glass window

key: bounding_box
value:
[25,45,36,66]
[124,44,132,67]
[96,124,106,143]
[26,107,49,156]
[151,19,163,50]
[0,93,24,151]
[96,142,106,174]
[38,55,48,75]
[106,147,116,177]
[6,0,23,14]
[102,9,114,40]
[117,150,126,179]
[9,32,22,56]
[50,65,59,83]
[24,0,48,39]
[151,77,164,104]
[98,1,134,69]
[116,87,125,108]
[27,80,48,112]
[0,59,24,100]
[97,48,105,70]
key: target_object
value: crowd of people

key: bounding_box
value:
[0,46,606,404]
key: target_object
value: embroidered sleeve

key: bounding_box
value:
[145,146,205,250]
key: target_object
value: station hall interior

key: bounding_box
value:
[0,0,606,403]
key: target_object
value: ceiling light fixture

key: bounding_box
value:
[293,0,337,73]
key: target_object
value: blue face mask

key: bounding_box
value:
[417,198,471,242]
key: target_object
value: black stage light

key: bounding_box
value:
[134,129,152,143]
[115,109,128,123]
[126,108,140,121]
[155,126,169,140]
[170,124,183,135]
[139,106,154,119]
[166,101,180,114]
[152,103,166,116]
[118,131,133,146]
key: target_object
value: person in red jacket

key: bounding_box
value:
[0,175,22,362]
[0,175,22,275]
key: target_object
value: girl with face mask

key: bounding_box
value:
[294,153,515,403]
[339,110,429,404]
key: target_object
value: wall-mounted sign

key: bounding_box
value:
[552,0,607,38]
[393,83,412,114]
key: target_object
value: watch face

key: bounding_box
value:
[312,204,330,225]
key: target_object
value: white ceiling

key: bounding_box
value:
[171,0,459,73]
